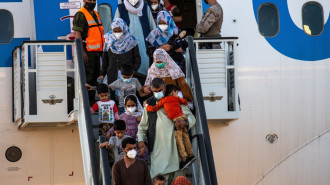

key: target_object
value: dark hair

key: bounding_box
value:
[151,78,165,89]
[165,84,180,96]
[113,120,126,131]
[121,64,134,76]
[122,137,136,149]
[153,174,166,182]
[97,83,109,94]
[125,95,138,106]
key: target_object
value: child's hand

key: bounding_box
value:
[143,101,147,107]
[85,84,95,91]
[99,142,109,148]
[144,86,151,94]
[137,116,142,122]
[90,107,96,114]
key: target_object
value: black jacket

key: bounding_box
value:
[146,96,157,153]
[101,45,141,84]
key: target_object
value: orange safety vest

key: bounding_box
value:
[78,7,105,52]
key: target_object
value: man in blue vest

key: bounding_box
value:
[115,0,156,76]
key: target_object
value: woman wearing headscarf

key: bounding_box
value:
[140,48,193,102]
[115,0,156,75]
[146,11,188,72]
[147,0,166,24]
[99,18,140,100]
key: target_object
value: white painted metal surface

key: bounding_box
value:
[13,48,22,123]
[207,1,330,185]
[16,42,77,127]
[194,39,239,121]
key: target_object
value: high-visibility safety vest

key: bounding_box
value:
[78,7,105,52]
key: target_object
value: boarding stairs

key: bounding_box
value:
[12,36,239,185]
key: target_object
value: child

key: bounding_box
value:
[99,120,131,162]
[108,64,145,114]
[119,95,143,139]
[105,94,148,160]
[153,174,166,185]
[91,84,119,135]
[145,84,195,169]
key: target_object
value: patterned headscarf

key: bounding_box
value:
[103,18,138,54]
[124,94,143,117]
[145,11,179,47]
[172,176,191,185]
[144,48,185,86]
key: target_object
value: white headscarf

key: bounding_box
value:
[144,48,185,87]
[124,0,144,17]
[103,18,138,54]
[124,94,143,117]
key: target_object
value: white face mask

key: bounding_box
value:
[114,32,123,39]
[158,24,168,31]
[127,107,137,113]
[151,4,159,10]
[128,0,139,6]
[127,149,137,159]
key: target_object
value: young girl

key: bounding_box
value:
[105,94,148,160]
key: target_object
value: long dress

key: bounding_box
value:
[137,105,196,178]
[115,6,156,75]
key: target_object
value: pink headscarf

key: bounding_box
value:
[144,48,185,87]
[172,176,191,185]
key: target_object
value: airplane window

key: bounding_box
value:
[98,4,113,34]
[302,2,324,36]
[0,10,14,44]
[258,4,279,37]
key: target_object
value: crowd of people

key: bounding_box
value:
[72,0,223,184]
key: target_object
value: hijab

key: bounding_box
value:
[144,48,185,86]
[145,11,179,47]
[124,94,143,117]
[103,18,138,54]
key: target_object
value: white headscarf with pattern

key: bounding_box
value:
[144,48,185,87]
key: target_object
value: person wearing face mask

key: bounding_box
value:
[107,65,146,114]
[112,137,153,185]
[115,0,156,76]
[137,78,196,184]
[99,18,141,101]
[147,0,166,24]
[73,0,105,105]
[146,11,188,72]
[140,49,193,103]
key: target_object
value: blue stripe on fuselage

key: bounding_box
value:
[0,38,30,67]
[0,0,22,2]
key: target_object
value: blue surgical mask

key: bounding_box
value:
[122,78,132,83]
[154,91,164,100]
